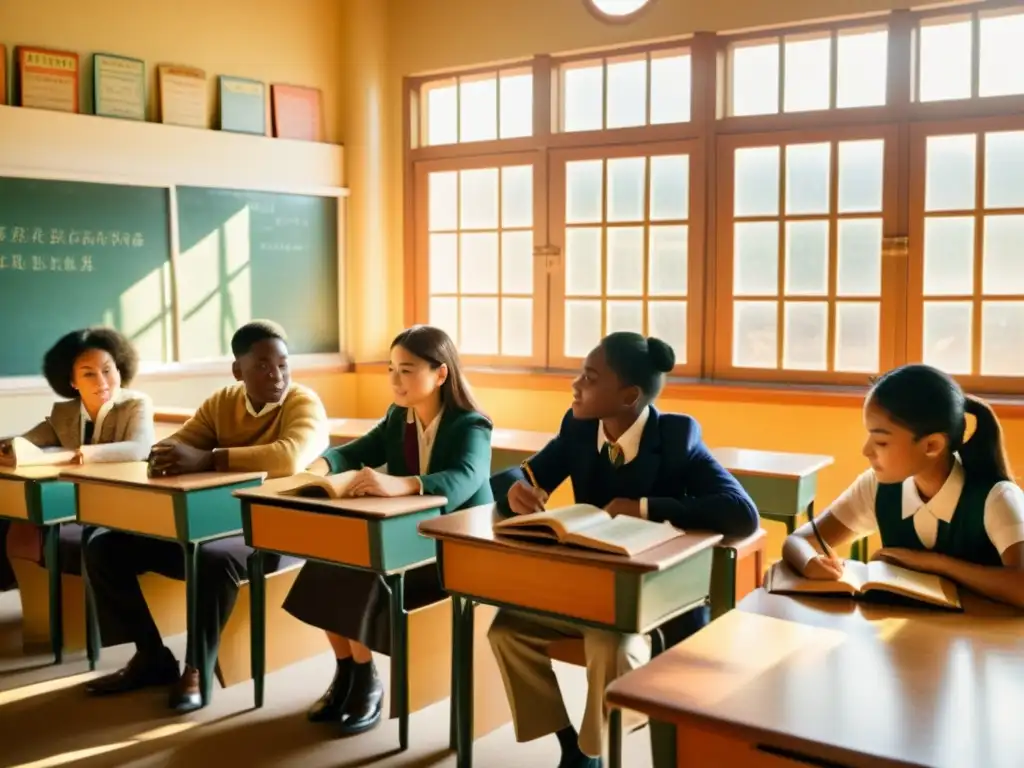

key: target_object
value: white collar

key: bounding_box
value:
[901,456,964,524]
[245,393,282,418]
[80,389,123,444]
[597,406,650,465]
[407,406,444,439]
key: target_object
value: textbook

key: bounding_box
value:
[275,470,358,499]
[0,437,74,468]
[765,559,962,610]
[493,503,683,557]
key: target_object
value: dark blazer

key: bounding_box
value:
[500,407,759,537]
[321,405,493,513]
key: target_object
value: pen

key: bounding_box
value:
[808,506,837,562]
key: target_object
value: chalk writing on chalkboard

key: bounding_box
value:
[0,254,94,272]
[0,226,145,247]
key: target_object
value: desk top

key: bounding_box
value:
[60,462,266,491]
[0,464,66,481]
[606,589,1024,768]
[711,447,834,479]
[235,479,448,519]
[418,503,723,573]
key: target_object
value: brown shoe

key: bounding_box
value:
[168,665,203,713]
[87,648,179,696]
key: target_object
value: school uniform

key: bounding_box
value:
[283,404,493,651]
[826,457,1024,564]
[488,406,759,758]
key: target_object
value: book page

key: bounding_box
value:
[496,504,609,536]
[566,515,682,556]
[864,561,961,608]
[765,560,863,597]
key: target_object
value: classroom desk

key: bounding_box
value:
[0,464,76,662]
[60,462,265,700]
[235,482,448,751]
[418,504,723,768]
[606,589,1024,768]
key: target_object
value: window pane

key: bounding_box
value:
[565,227,602,295]
[734,221,779,296]
[565,300,602,357]
[460,297,499,354]
[460,77,497,143]
[607,157,646,222]
[735,146,780,217]
[648,301,687,364]
[650,155,689,221]
[919,19,972,102]
[835,302,880,372]
[981,302,1024,376]
[733,301,778,368]
[786,143,831,215]
[607,227,644,296]
[607,58,647,129]
[428,171,458,231]
[459,233,498,293]
[566,160,603,224]
[429,233,458,293]
[650,53,691,124]
[925,134,976,212]
[649,225,688,296]
[607,300,643,334]
[501,231,534,294]
[429,296,458,341]
[984,131,1024,209]
[501,298,533,357]
[732,42,780,116]
[564,64,603,132]
[784,36,830,113]
[923,217,975,296]
[783,301,828,370]
[982,215,1024,296]
[837,219,882,296]
[501,166,533,228]
[837,29,888,108]
[426,84,457,146]
[838,139,884,213]
[922,301,972,374]
[499,73,533,139]
[460,168,498,229]
[979,12,1024,98]
[785,220,829,296]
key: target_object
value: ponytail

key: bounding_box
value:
[960,396,1013,484]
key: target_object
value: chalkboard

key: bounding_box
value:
[0,177,172,377]
[175,187,339,360]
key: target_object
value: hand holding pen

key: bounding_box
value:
[507,460,549,515]
[804,508,846,581]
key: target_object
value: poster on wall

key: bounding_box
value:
[218,75,266,135]
[16,46,80,113]
[157,64,207,128]
[271,84,324,142]
[93,53,146,120]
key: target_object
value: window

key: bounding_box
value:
[421,69,533,146]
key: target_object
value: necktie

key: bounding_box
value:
[403,419,420,475]
[606,442,624,469]
[83,420,96,446]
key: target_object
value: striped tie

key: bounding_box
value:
[607,442,624,468]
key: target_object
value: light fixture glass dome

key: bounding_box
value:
[589,0,651,18]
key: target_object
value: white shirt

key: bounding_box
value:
[80,389,124,445]
[245,395,281,418]
[408,407,444,493]
[828,457,1024,555]
[597,406,651,518]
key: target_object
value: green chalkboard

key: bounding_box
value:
[175,187,339,360]
[0,177,172,377]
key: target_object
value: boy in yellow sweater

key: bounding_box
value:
[83,320,329,713]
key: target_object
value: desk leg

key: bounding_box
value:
[249,550,266,709]
[710,547,738,621]
[449,596,461,750]
[649,721,676,768]
[455,597,475,768]
[81,528,101,671]
[44,524,63,664]
[183,542,210,705]
[608,708,623,768]
[388,573,409,751]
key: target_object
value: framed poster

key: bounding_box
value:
[271,84,324,142]
[218,75,265,135]
[17,46,80,113]
[157,64,206,128]
[93,53,146,120]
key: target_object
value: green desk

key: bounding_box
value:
[418,504,722,768]
[235,482,447,751]
[0,464,76,663]
[61,462,265,701]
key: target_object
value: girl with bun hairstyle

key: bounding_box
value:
[489,332,759,767]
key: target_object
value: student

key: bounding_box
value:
[0,328,153,582]
[283,325,493,736]
[82,320,329,713]
[489,332,759,768]
[782,364,1024,607]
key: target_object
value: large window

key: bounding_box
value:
[406,2,1024,394]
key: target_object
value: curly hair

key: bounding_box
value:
[42,327,139,400]
[230,320,288,358]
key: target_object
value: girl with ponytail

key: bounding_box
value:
[783,363,1024,608]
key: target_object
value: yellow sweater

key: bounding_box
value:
[171,383,329,478]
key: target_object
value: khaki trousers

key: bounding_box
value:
[488,609,650,758]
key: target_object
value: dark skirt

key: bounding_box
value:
[282,561,446,655]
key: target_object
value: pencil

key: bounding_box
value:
[808,510,836,561]
[521,460,539,489]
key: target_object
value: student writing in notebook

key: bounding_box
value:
[284,325,493,736]
[83,321,329,712]
[491,332,759,768]
[782,364,1024,609]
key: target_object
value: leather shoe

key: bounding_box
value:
[308,658,353,722]
[337,661,383,736]
[168,665,203,713]
[87,648,179,695]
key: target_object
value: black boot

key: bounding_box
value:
[308,658,354,723]
[337,660,383,736]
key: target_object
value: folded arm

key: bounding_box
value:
[922,544,1024,609]
[80,397,155,463]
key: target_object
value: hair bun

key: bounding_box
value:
[646,337,675,373]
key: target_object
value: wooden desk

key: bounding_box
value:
[0,465,76,662]
[235,482,447,751]
[61,462,265,699]
[419,504,722,768]
[606,589,1024,768]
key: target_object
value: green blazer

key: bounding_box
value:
[321,405,493,513]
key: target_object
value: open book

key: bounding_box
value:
[765,559,961,611]
[0,437,75,468]
[493,503,683,557]
[275,470,358,499]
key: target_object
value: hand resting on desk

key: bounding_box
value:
[148,441,214,477]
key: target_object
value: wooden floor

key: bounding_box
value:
[0,590,654,768]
